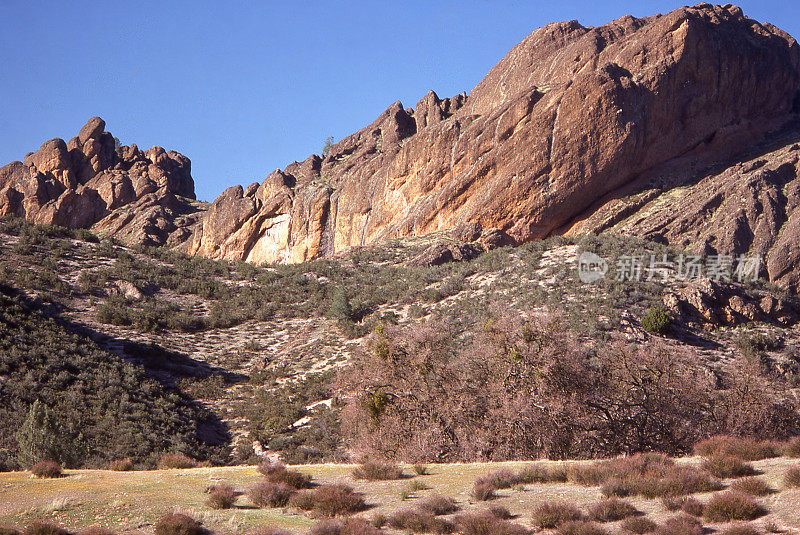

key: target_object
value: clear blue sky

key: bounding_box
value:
[1,1,798,202]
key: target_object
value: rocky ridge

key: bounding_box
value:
[4,4,800,290]
[0,117,204,247]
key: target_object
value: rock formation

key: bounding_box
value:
[5,4,800,290]
[0,117,204,246]
[186,3,800,289]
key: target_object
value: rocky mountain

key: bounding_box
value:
[186,3,800,289]
[0,117,204,247]
[4,4,800,290]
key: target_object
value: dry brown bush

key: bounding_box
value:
[257,462,312,489]
[206,483,236,509]
[556,521,609,535]
[417,494,459,515]
[701,456,758,478]
[722,525,763,535]
[157,453,197,469]
[731,477,773,496]
[694,436,779,461]
[30,461,61,478]
[654,515,703,535]
[351,461,404,480]
[704,492,766,522]
[784,466,800,488]
[23,523,68,535]
[108,458,133,471]
[388,510,454,534]
[587,498,639,522]
[621,516,656,534]
[154,514,204,535]
[532,501,583,529]
[455,513,530,535]
[249,481,295,508]
[312,484,366,516]
[310,518,382,535]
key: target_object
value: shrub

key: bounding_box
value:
[77,529,116,535]
[587,498,639,522]
[31,461,62,478]
[154,514,204,535]
[679,497,704,517]
[249,481,295,508]
[108,458,133,471]
[488,505,513,519]
[532,501,583,529]
[731,477,773,496]
[478,469,517,489]
[157,453,197,469]
[471,481,496,501]
[641,307,670,335]
[567,464,609,486]
[655,515,703,535]
[517,464,566,484]
[454,514,530,535]
[784,436,800,457]
[207,483,236,509]
[704,492,766,522]
[694,436,778,461]
[351,461,404,480]
[310,518,382,535]
[418,494,459,515]
[22,523,68,535]
[621,516,656,534]
[0,528,20,535]
[257,462,312,489]
[313,484,366,516]
[701,456,757,478]
[388,510,454,534]
[289,490,317,510]
[557,522,609,535]
[249,528,295,535]
[414,464,430,475]
[784,466,800,488]
[722,526,762,535]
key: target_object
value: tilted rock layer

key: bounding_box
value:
[5,4,800,288]
[187,3,800,288]
[0,117,205,246]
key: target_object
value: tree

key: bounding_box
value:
[322,136,335,158]
[14,400,67,467]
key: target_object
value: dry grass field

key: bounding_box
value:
[1,457,799,534]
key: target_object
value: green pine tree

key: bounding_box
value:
[14,400,66,467]
[326,286,352,323]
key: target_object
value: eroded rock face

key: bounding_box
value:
[188,4,800,290]
[0,117,203,247]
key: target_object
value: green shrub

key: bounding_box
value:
[414,463,430,475]
[154,514,204,535]
[641,307,670,335]
[289,490,317,511]
[703,492,766,522]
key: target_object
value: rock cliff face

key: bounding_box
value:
[187,3,800,288]
[5,4,800,289]
[0,117,204,247]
